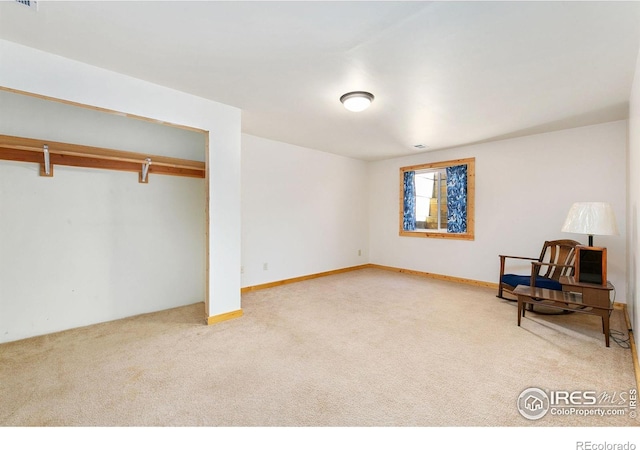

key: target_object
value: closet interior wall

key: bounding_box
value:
[0,89,207,342]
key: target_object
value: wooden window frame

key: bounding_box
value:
[399,157,475,240]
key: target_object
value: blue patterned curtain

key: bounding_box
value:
[403,171,416,231]
[446,165,467,233]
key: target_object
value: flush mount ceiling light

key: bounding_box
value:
[340,91,374,112]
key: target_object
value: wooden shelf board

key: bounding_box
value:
[0,134,205,179]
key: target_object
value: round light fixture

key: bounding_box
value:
[340,91,374,112]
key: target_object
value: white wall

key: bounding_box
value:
[369,121,628,301]
[627,45,640,340]
[0,89,206,161]
[241,134,369,287]
[0,40,241,343]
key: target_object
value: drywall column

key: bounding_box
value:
[0,40,241,340]
[206,125,242,323]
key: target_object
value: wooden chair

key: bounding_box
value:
[497,239,581,301]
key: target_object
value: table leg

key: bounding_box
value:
[517,297,523,326]
[601,312,610,347]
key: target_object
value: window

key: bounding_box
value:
[400,157,475,240]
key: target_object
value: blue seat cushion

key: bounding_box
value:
[501,274,562,291]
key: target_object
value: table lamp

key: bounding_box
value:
[561,202,618,246]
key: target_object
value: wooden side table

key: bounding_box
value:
[559,276,613,307]
[560,276,614,346]
[514,277,614,347]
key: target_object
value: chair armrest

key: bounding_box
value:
[498,255,538,261]
[498,255,538,278]
[530,261,575,286]
[531,261,574,271]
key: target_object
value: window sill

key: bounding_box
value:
[399,230,475,240]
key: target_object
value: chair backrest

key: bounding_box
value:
[537,239,581,281]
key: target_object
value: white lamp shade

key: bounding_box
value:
[561,202,619,236]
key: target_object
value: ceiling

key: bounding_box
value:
[1,1,640,161]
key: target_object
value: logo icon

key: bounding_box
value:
[517,387,550,420]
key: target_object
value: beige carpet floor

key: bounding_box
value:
[0,268,637,426]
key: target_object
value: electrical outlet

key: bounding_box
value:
[240,266,244,274]
[263,263,268,271]
[358,249,362,256]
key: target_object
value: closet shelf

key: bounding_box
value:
[0,134,205,181]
